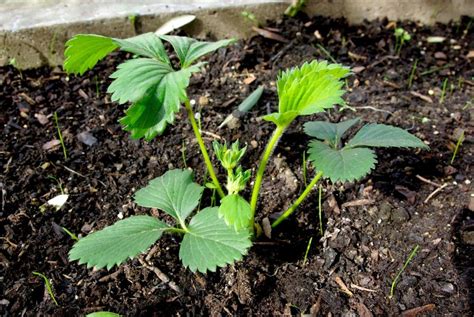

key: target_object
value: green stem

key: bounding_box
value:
[184,99,225,198]
[166,227,188,234]
[249,125,285,226]
[272,171,324,228]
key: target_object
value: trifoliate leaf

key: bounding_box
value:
[308,140,376,182]
[114,33,170,63]
[275,60,350,120]
[134,169,204,223]
[160,35,235,68]
[180,207,252,273]
[218,194,252,231]
[304,118,360,147]
[69,216,169,270]
[345,123,429,149]
[64,34,119,75]
[107,58,173,104]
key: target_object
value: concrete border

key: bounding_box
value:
[1,0,473,69]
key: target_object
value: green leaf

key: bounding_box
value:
[111,61,201,140]
[180,207,251,273]
[114,33,170,63]
[345,123,429,149]
[274,60,350,125]
[238,86,264,112]
[262,111,299,127]
[86,312,121,317]
[134,169,204,223]
[308,140,376,182]
[69,216,169,270]
[64,34,119,75]
[304,118,360,147]
[218,194,252,231]
[107,58,173,104]
[160,35,235,68]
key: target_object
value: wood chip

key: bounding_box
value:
[18,92,36,105]
[410,91,433,103]
[78,89,89,101]
[262,217,272,239]
[42,139,60,150]
[334,275,353,297]
[310,294,322,317]
[348,51,368,61]
[401,304,436,317]
[243,74,256,85]
[395,185,417,204]
[328,194,340,214]
[341,199,373,208]
[252,26,289,43]
[352,66,366,73]
[34,113,49,125]
[466,50,474,59]
[354,300,373,317]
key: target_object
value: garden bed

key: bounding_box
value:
[1,15,473,315]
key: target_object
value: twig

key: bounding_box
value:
[201,130,222,140]
[416,175,442,188]
[139,258,182,294]
[424,183,448,204]
[350,283,378,293]
[341,199,373,208]
[62,165,86,178]
[334,275,353,297]
[353,106,394,115]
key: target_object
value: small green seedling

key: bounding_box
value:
[450,130,465,164]
[53,112,68,160]
[302,237,312,266]
[440,78,448,104]
[9,58,23,79]
[64,32,427,275]
[285,0,306,17]
[407,59,418,88]
[62,226,79,241]
[389,245,420,299]
[241,11,259,26]
[32,272,58,306]
[394,27,411,55]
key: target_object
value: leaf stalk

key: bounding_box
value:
[272,170,324,228]
[184,99,225,198]
[249,125,286,228]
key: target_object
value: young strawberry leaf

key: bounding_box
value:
[263,61,350,127]
[179,207,251,273]
[64,35,119,75]
[160,35,235,68]
[134,169,204,225]
[113,63,202,140]
[69,216,169,270]
[345,123,429,149]
[307,140,377,182]
[114,33,170,63]
[218,194,252,231]
[304,117,360,148]
[64,33,171,75]
[107,58,173,104]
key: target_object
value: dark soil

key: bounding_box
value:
[1,15,473,316]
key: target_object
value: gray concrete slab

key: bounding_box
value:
[1,0,472,69]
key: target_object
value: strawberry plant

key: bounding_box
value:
[64,32,428,273]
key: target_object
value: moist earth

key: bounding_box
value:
[1,15,473,316]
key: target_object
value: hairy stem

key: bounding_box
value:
[249,125,285,227]
[184,99,225,198]
[272,171,324,228]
